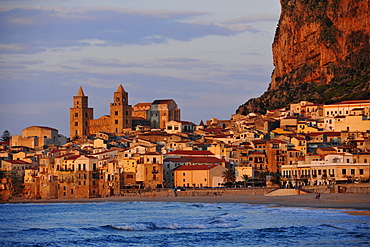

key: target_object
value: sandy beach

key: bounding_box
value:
[6,193,370,213]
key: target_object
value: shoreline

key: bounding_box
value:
[4,193,370,212]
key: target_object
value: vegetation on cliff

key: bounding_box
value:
[237,0,370,115]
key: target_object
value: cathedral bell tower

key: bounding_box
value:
[70,87,93,138]
[110,84,132,133]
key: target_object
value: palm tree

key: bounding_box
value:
[257,171,269,183]
[242,174,249,188]
[222,169,236,187]
[269,173,281,187]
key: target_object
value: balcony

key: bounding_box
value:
[58,169,75,173]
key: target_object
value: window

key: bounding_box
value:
[116,97,120,102]
[115,111,118,115]
[351,169,355,175]
[75,113,78,117]
[342,169,346,175]
[115,119,118,124]
[75,122,78,126]
[360,169,364,175]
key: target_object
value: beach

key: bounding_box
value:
[6,193,370,213]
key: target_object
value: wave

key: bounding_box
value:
[102,213,243,232]
[103,222,207,231]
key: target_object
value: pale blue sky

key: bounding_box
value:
[0,0,280,137]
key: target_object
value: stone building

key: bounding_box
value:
[11,126,65,150]
[70,85,181,137]
[132,99,181,129]
[173,164,226,188]
[70,85,132,138]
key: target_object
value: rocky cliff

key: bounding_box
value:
[238,0,370,114]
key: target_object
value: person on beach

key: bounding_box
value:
[315,193,321,199]
[173,188,178,197]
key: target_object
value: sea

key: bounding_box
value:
[0,201,369,247]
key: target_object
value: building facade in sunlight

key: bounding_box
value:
[132,99,181,129]
[70,85,132,138]
[70,85,181,138]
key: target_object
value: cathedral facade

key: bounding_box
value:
[70,85,132,138]
[70,85,180,138]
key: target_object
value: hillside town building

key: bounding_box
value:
[70,85,132,138]
[70,85,181,138]
[1,99,370,200]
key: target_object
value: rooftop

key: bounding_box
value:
[174,164,219,171]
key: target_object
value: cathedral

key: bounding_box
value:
[70,85,180,138]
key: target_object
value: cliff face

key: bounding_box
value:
[238,0,370,114]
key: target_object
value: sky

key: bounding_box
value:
[0,0,281,137]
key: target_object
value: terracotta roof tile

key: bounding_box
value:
[174,164,219,171]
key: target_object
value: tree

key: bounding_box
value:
[257,171,269,183]
[242,174,249,188]
[1,130,11,142]
[343,134,357,153]
[269,173,281,186]
[222,169,236,187]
